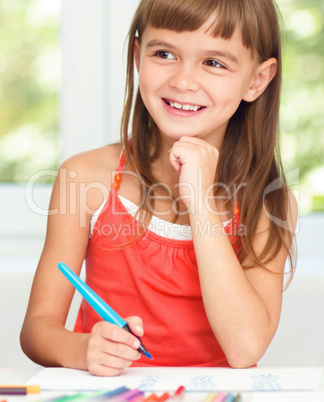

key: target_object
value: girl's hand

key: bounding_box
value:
[86,316,143,376]
[169,136,219,214]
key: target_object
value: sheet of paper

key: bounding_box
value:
[27,367,322,392]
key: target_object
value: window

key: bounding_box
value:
[0,0,61,183]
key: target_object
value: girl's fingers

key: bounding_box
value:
[168,137,220,212]
[125,316,144,337]
[92,321,141,350]
[100,336,141,360]
[96,343,140,366]
[87,322,142,376]
[169,150,183,174]
[87,341,136,368]
[87,350,137,376]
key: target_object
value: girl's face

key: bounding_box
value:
[135,16,272,147]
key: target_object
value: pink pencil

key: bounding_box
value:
[213,391,227,402]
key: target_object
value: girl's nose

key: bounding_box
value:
[168,63,200,92]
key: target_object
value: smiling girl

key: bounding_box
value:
[21,0,297,376]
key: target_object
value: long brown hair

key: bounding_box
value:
[120,0,296,285]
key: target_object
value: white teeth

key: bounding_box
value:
[169,101,201,111]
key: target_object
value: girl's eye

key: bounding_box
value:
[204,60,225,69]
[155,51,175,60]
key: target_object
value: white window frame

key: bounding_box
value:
[0,0,139,272]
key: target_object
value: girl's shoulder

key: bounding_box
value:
[56,143,122,214]
[60,143,122,184]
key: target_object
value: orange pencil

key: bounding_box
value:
[156,392,170,401]
[144,394,158,401]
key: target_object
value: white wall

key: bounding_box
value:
[61,0,140,159]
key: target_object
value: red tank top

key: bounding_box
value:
[74,153,242,367]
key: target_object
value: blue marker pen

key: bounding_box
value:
[58,262,152,359]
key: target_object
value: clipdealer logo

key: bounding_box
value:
[25,167,300,234]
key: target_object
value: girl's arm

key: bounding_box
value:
[170,137,298,368]
[191,199,297,368]
[20,147,143,376]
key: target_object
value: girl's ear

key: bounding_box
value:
[134,38,141,72]
[243,58,277,102]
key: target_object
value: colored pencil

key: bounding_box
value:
[93,387,130,400]
[122,389,144,401]
[46,394,95,402]
[143,394,158,401]
[213,392,227,402]
[174,386,185,397]
[87,387,131,401]
[58,262,152,359]
[127,395,145,402]
[203,392,216,402]
[110,389,144,401]
[156,393,170,401]
[0,385,41,395]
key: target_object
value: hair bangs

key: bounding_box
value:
[137,0,241,41]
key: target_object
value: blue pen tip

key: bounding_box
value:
[144,350,153,359]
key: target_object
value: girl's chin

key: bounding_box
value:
[157,129,225,148]
[158,129,203,139]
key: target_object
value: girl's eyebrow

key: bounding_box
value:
[145,40,239,64]
[145,40,177,50]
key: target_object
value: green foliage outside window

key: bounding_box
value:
[0,0,60,183]
[278,0,324,212]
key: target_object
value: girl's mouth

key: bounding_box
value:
[163,98,206,112]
